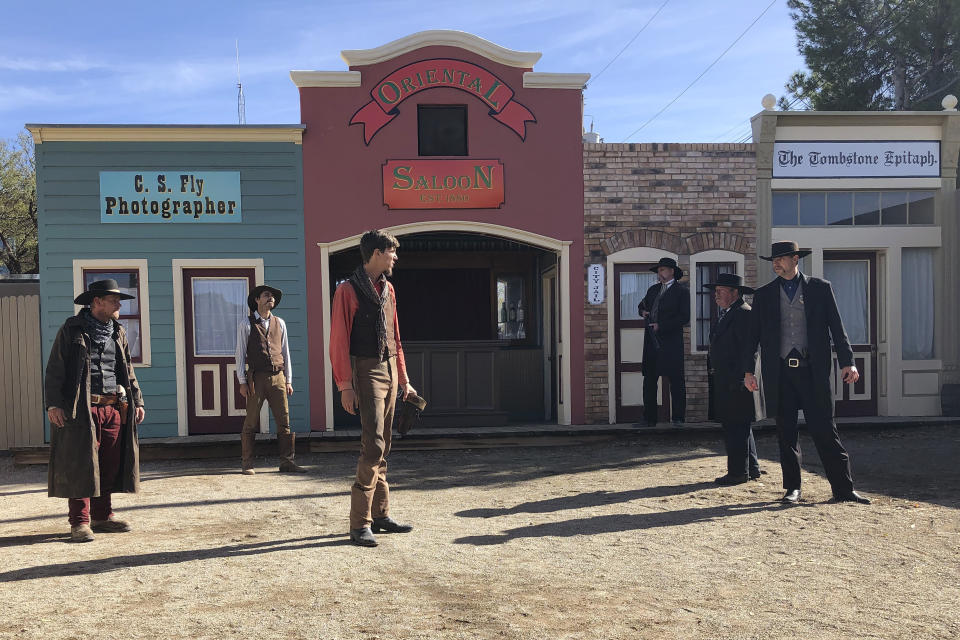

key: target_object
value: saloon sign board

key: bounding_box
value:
[351,58,536,144]
[99,171,242,223]
[383,159,504,209]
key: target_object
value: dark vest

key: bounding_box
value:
[246,314,285,374]
[89,334,117,395]
[349,281,397,360]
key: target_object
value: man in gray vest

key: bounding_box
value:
[745,241,869,504]
[236,284,306,475]
[45,279,146,542]
[330,229,417,547]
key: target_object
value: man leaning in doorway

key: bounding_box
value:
[744,241,870,505]
[236,284,306,474]
[638,257,690,427]
[330,229,416,547]
[45,279,146,542]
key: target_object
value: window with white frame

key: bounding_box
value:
[901,248,935,360]
[74,260,151,365]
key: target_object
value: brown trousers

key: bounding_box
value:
[349,356,398,530]
[242,371,291,435]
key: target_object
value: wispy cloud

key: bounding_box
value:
[0,56,103,72]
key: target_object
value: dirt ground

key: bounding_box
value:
[0,424,958,640]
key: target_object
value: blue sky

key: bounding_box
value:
[0,0,805,144]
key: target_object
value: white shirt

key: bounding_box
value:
[235,311,292,385]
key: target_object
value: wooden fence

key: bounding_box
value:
[0,287,45,450]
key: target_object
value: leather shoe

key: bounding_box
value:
[371,516,413,534]
[831,491,871,505]
[90,516,131,533]
[715,474,749,486]
[349,527,378,547]
[749,469,767,480]
[781,489,802,504]
[70,524,95,543]
[278,461,308,473]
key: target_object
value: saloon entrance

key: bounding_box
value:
[329,231,560,427]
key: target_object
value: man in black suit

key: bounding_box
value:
[638,257,690,427]
[744,241,870,505]
[704,273,762,485]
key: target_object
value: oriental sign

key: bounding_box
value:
[351,58,536,145]
[382,159,504,210]
[99,171,242,223]
[773,141,940,178]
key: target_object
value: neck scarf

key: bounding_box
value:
[82,307,114,346]
[348,264,389,357]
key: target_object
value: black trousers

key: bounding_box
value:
[722,419,759,477]
[776,364,854,495]
[643,349,686,424]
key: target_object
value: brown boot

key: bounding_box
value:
[70,524,95,543]
[241,431,257,475]
[278,433,307,473]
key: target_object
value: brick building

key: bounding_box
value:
[583,143,758,424]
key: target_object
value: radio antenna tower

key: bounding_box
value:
[236,39,246,124]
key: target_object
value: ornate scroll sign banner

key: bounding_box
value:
[350,59,536,144]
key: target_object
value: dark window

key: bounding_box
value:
[853,192,881,225]
[772,192,798,226]
[418,105,468,156]
[799,192,825,225]
[881,191,908,225]
[908,191,935,224]
[696,262,736,351]
[826,192,854,225]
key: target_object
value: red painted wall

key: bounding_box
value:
[300,44,585,427]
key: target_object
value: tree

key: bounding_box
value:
[780,0,960,111]
[0,131,38,274]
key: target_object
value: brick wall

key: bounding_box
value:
[583,142,758,424]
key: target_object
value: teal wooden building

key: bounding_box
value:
[29,125,308,438]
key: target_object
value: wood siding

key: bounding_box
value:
[0,292,44,449]
[36,141,307,437]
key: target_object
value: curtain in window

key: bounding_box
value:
[901,248,935,359]
[192,278,248,356]
[823,260,868,345]
[620,272,657,320]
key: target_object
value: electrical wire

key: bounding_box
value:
[588,0,672,88]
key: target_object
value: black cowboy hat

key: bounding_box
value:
[701,272,754,295]
[248,285,282,311]
[760,241,812,261]
[74,279,135,306]
[649,257,683,280]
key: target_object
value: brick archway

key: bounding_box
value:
[600,230,750,257]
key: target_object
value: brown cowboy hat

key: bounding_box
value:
[74,279,136,306]
[760,241,812,261]
[701,272,754,294]
[248,285,282,311]
[649,257,683,280]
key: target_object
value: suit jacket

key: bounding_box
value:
[707,298,758,423]
[749,273,854,416]
[638,280,690,377]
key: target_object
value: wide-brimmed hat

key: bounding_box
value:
[650,257,683,280]
[248,285,282,311]
[702,272,754,294]
[74,279,135,306]
[760,241,812,261]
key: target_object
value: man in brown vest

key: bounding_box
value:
[236,284,306,474]
[330,230,416,547]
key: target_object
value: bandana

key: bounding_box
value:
[348,264,389,357]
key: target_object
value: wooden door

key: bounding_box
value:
[183,268,256,434]
[542,268,558,422]
[823,252,878,417]
[614,264,667,423]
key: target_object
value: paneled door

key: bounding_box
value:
[823,252,878,417]
[183,268,256,434]
[614,264,666,423]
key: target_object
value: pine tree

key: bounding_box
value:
[781,0,959,110]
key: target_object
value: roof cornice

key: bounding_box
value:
[340,30,541,68]
[26,124,305,144]
[523,72,590,89]
[289,71,362,88]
